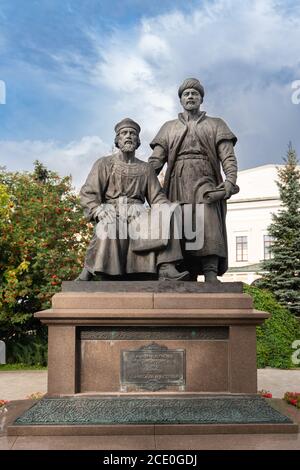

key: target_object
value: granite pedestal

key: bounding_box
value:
[41,282,264,396]
[8,282,298,435]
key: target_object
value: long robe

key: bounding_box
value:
[148,111,238,275]
[80,153,182,275]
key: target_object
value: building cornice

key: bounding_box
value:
[228,196,280,204]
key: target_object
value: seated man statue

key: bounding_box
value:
[76,118,189,281]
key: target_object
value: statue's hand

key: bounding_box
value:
[128,204,143,223]
[95,205,115,224]
[216,181,234,200]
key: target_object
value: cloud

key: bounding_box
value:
[79,0,300,167]
[2,0,300,182]
[0,136,110,189]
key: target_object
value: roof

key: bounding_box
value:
[237,164,283,175]
[228,263,265,273]
[233,165,281,201]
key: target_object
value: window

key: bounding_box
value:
[264,235,273,260]
[236,236,248,262]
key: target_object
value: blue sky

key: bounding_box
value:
[0,0,300,188]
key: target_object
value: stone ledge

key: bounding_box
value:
[35,308,268,326]
[8,422,298,436]
[52,292,153,309]
[62,281,244,293]
[51,291,253,310]
[153,293,252,309]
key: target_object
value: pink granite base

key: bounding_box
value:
[8,422,298,436]
[35,290,267,397]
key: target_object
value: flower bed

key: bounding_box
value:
[26,392,45,400]
[258,389,273,398]
[0,400,9,408]
[284,392,300,408]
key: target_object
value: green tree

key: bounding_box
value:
[244,285,300,368]
[0,183,10,228]
[259,144,300,316]
[0,162,92,342]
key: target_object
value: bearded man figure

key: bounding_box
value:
[149,78,239,283]
[76,118,189,281]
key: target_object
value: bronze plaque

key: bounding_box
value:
[121,343,185,391]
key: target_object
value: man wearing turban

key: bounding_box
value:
[76,118,189,281]
[148,78,238,282]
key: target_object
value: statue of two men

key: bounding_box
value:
[77,78,238,283]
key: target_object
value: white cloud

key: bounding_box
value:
[3,0,300,181]
[80,0,300,167]
[0,136,110,190]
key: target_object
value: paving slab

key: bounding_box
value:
[0,371,47,400]
[1,369,300,400]
[11,435,156,450]
[0,436,16,450]
[155,432,300,450]
[257,369,300,397]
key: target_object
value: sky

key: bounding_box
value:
[0,0,300,189]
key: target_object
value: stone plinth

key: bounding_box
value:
[9,282,298,436]
[8,395,297,436]
[35,282,268,396]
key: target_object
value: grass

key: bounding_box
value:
[0,363,47,371]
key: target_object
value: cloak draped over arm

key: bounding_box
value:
[148,144,167,175]
[215,118,238,186]
[79,158,109,222]
[148,122,170,174]
[146,166,169,205]
[217,141,238,185]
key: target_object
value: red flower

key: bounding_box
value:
[0,400,9,406]
[283,391,300,406]
[262,393,272,398]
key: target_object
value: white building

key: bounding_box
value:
[224,164,282,284]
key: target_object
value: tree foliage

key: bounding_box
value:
[0,161,92,341]
[244,285,300,368]
[259,144,300,315]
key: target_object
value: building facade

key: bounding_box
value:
[223,164,282,284]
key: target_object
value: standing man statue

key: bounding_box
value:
[149,78,238,282]
[76,118,189,281]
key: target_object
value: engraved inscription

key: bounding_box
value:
[121,343,185,391]
[79,326,228,340]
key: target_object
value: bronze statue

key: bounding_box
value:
[149,78,239,282]
[76,118,189,281]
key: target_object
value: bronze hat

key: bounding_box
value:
[114,118,141,135]
[178,78,205,98]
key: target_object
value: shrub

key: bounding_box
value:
[0,162,92,341]
[244,285,300,368]
[6,332,48,366]
[283,392,300,408]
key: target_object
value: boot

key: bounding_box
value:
[75,267,94,281]
[204,271,220,283]
[158,263,190,281]
[202,255,220,283]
